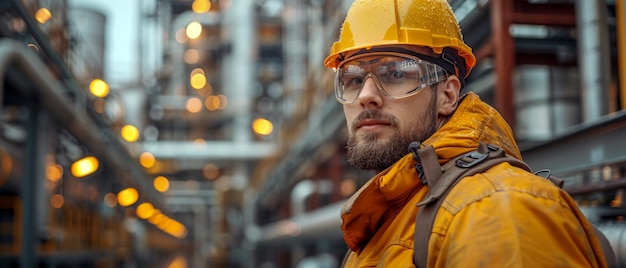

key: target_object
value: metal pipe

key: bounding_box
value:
[229,0,255,144]
[21,100,38,268]
[576,0,611,121]
[617,0,626,110]
[289,179,333,266]
[255,201,343,244]
[242,189,259,268]
[595,222,626,267]
[291,180,333,216]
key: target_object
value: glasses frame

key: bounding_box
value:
[334,52,449,104]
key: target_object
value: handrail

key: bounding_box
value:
[0,39,164,208]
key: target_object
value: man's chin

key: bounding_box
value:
[355,131,391,143]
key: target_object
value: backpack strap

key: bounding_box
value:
[411,143,530,268]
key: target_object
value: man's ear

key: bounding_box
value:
[438,75,461,116]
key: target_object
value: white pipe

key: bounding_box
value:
[254,201,343,244]
[576,0,611,122]
[291,179,333,216]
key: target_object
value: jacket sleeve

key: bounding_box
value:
[429,189,602,268]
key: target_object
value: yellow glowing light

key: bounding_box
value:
[46,163,63,182]
[175,225,188,239]
[35,8,52,24]
[146,161,162,174]
[136,202,155,219]
[89,78,110,98]
[168,256,188,268]
[192,0,211,13]
[252,118,273,136]
[186,98,203,113]
[71,156,99,178]
[50,194,64,208]
[149,212,165,224]
[163,221,188,239]
[117,188,139,207]
[186,21,202,39]
[190,73,206,90]
[157,218,172,229]
[121,124,140,142]
[154,176,170,192]
[139,152,156,168]
[147,210,161,224]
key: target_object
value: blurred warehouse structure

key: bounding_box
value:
[0,0,625,267]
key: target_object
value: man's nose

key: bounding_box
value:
[357,75,383,107]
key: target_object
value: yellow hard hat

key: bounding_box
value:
[324,0,476,79]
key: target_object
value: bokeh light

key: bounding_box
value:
[121,124,140,142]
[70,156,99,178]
[252,118,273,136]
[186,21,202,39]
[117,188,139,207]
[154,176,170,192]
[35,8,52,24]
[89,78,110,98]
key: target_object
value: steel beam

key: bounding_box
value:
[522,110,626,178]
[512,0,576,27]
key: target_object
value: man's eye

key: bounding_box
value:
[342,74,363,87]
[391,71,405,79]
[381,70,408,82]
[347,77,364,87]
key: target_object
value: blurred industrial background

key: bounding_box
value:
[0,0,625,267]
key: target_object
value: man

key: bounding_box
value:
[324,0,610,267]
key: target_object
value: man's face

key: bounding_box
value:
[342,55,440,172]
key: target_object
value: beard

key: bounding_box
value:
[346,94,438,172]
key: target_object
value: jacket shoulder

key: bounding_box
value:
[441,161,568,214]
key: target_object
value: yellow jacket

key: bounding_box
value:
[340,92,608,267]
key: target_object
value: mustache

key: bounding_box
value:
[350,110,399,130]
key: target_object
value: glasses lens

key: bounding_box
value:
[375,58,426,96]
[336,64,366,103]
[335,54,446,104]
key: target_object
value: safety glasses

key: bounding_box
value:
[334,52,448,104]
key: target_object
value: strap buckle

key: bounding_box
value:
[455,151,488,168]
[455,143,502,168]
